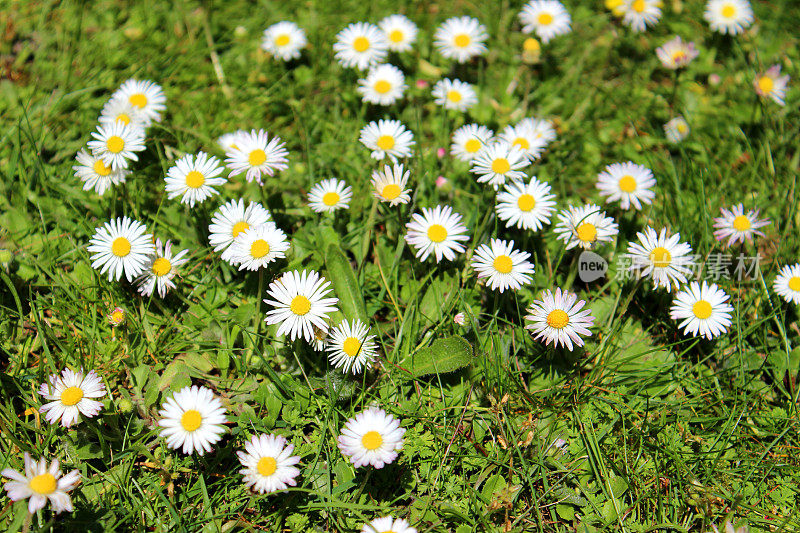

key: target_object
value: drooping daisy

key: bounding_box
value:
[670,281,733,339]
[357,64,407,106]
[99,97,151,129]
[712,204,771,247]
[371,163,412,206]
[73,149,129,195]
[338,407,405,469]
[112,79,166,123]
[157,385,228,455]
[554,204,619,250]
[433,16,488,64]
[225,129,289,185]
[230,224,289,271]
[621,0,662,32]
[261,21,307,61]
[236,434,301,494]
[450,124,494,162]
[217,130,247,152]
[378,14,418,52]
[595,161,656,211]
[664,116,690,143]
[626,227,695,292]
[754,65,790,106]
[88,216,154,282]
[308,178,353,213]
[704,0,754,35]
[496,177,557,231]
[333,22,389,70]
[87,121,146,171]
[404,205,469,263]
[525,288,595,351]
[498,122,547,162]
[518,117,557,146]
[136,239,189,297]
[362,516,417,533]
[108,306,126,326]
[518,0,572,43]
[656,36,699,69]
[264,270,339,343]
[359,119,415,161]
[164,152,227,207]
[774,264,800,305]
[2,453,81,514]
[431,78,478,112]
[38,368,106,428]
[326,319,378,374]
[471,239,535,293]
[470,142,529,190]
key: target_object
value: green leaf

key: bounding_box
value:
[556,503,575,521]
[407,335,474,377]
[323,243,368,324]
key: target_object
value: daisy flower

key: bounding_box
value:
[713,204,770,246]
[164,151,226,207]
[704,0,754,35]
[754,65,790,106]
[670,281,733,339]
[371,163,412,206]
[470,142,529,190]
[525,288,595,351]
[108,306,126,326]
[87,121,146,171]
[595,161,656,210]
[326,319,378,374]
[357,64,407,106]
[431,78,477,112]
[264,269,339,343]
[157,385,228,455]
[450,124,494,162]
[359,119,415,161]
[362,516,417,533]
[518,117,557,146]
[554,204,619,250]
[621,0,662,32]
[433,16,488,64]
[88,216,154,282]
[308,178,353,213]
[656,36,699,69]
[217,130,247,152]
[522,37,542,62]
[404,205,469,263]
[2,453,81,514]
[606,0,627,16]
[471,239,535,293]
[261,21,307,61]
[112,79,166,122]
[496,177,557,231]
[518,0,572,43]
[230,224,289,271]
[208,199,272,263]
[237,434,301,494]
[774,264,800,305]
[626,227,695,292]
[136,239,189,297]
[38,368,106,428]
[73,149,129,195]
[225,129,289,185]
[379,14,418,52]
[664,116,690,143]
[498,122,547,162]
[333,22,389,70]
[99,97,151,129]
[338,407,405,469]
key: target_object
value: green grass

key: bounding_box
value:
[1,0,799,531]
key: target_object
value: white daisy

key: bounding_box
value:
[359,119,415,161]
[704,0,754,35]
[774,264,800,305]
[379,14,418,52]
[326,319,378,374]
[225,129,289,185]
[433,16,488,64]
[208,199,272,263]
[157,385,228,455]
[754,65,790,106]
[470,142,529,190]
[621,0,662,32]
[99,97,151,129]
[261,21,307,61]
[626,227,695,292]
[664,116,690,143]
[362,516,417,533]
[518,0,572,43]
[73,148,129,195]
[450,124,494,162]
[164,151,226,207]
[112,79,167,123]
[518,117,557,146]
[308,178,353,213]
[230,224,289,271]
[496,177,557,231]
[404,205,469,263]
[358,64,406,106]
[656,36,699,69]
[670,281,734,339]
[338,407,405,469]
[87,121,146,171]
[595,161,656,211]
[471,239,535,293]
[712,204,771,247]
[87,216,154,282]
[38,368,106,428]
[525,288,595,351]
[333,22,389,71]
[217,130,247,152]
[371,163,412,206]
[264,269,339,343]
[136,238,189,297]
[498,122,548,162]
[236,433,301,494]
[554,204,619,250]
[2,453,81,514]
[431,78,478,112]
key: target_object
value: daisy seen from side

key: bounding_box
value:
[664,116,690,143]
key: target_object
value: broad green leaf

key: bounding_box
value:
[407,335,474,377]
[323,243,368,324]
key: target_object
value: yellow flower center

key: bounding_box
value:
[342,337,362,357]
[618,175,637,193]
[129,93,147,108]
[111,237,131,257]
[576,222,597,243]
[454,34,471,47]
[61,386,84,406]
[758,76,774,94]
[290,295,311,316]
[427,224,448,243]
[464,139,481,153]
[692,300,713,320]
[523,37,540,52]
[374,80,392,94]
[721,4,736,18]
[493,255,513,274]
[376,135,395,150]
[538,12,554,25]
[389,29,404,43]
[116,113,131,125]
[29,473,57,495]
[180,409,202,432]
[517,194,536,212]
[250,239,270,258]
[381,184,401,200]
[491,158,511,174]
[248,149,267,166]
[546,309,569,329]
[649,247,672,268]
[732,215,751,232]
[447,90,462,103]
[93,159,112,176]
[513,137,530,150]
[111,310,125,324]
[361,430,383,450]
[152,257,171,277]
[677,122,688,133]
[106,135,125,153]
[185,170,205,189]
[256,456,277,476]
[353,36,370,52]
[672,51,687,63]
[232,221,250,238]
[632,0,646,13]
[275,34,290,46]
[788,277,800,292]
[322,191,340,206]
